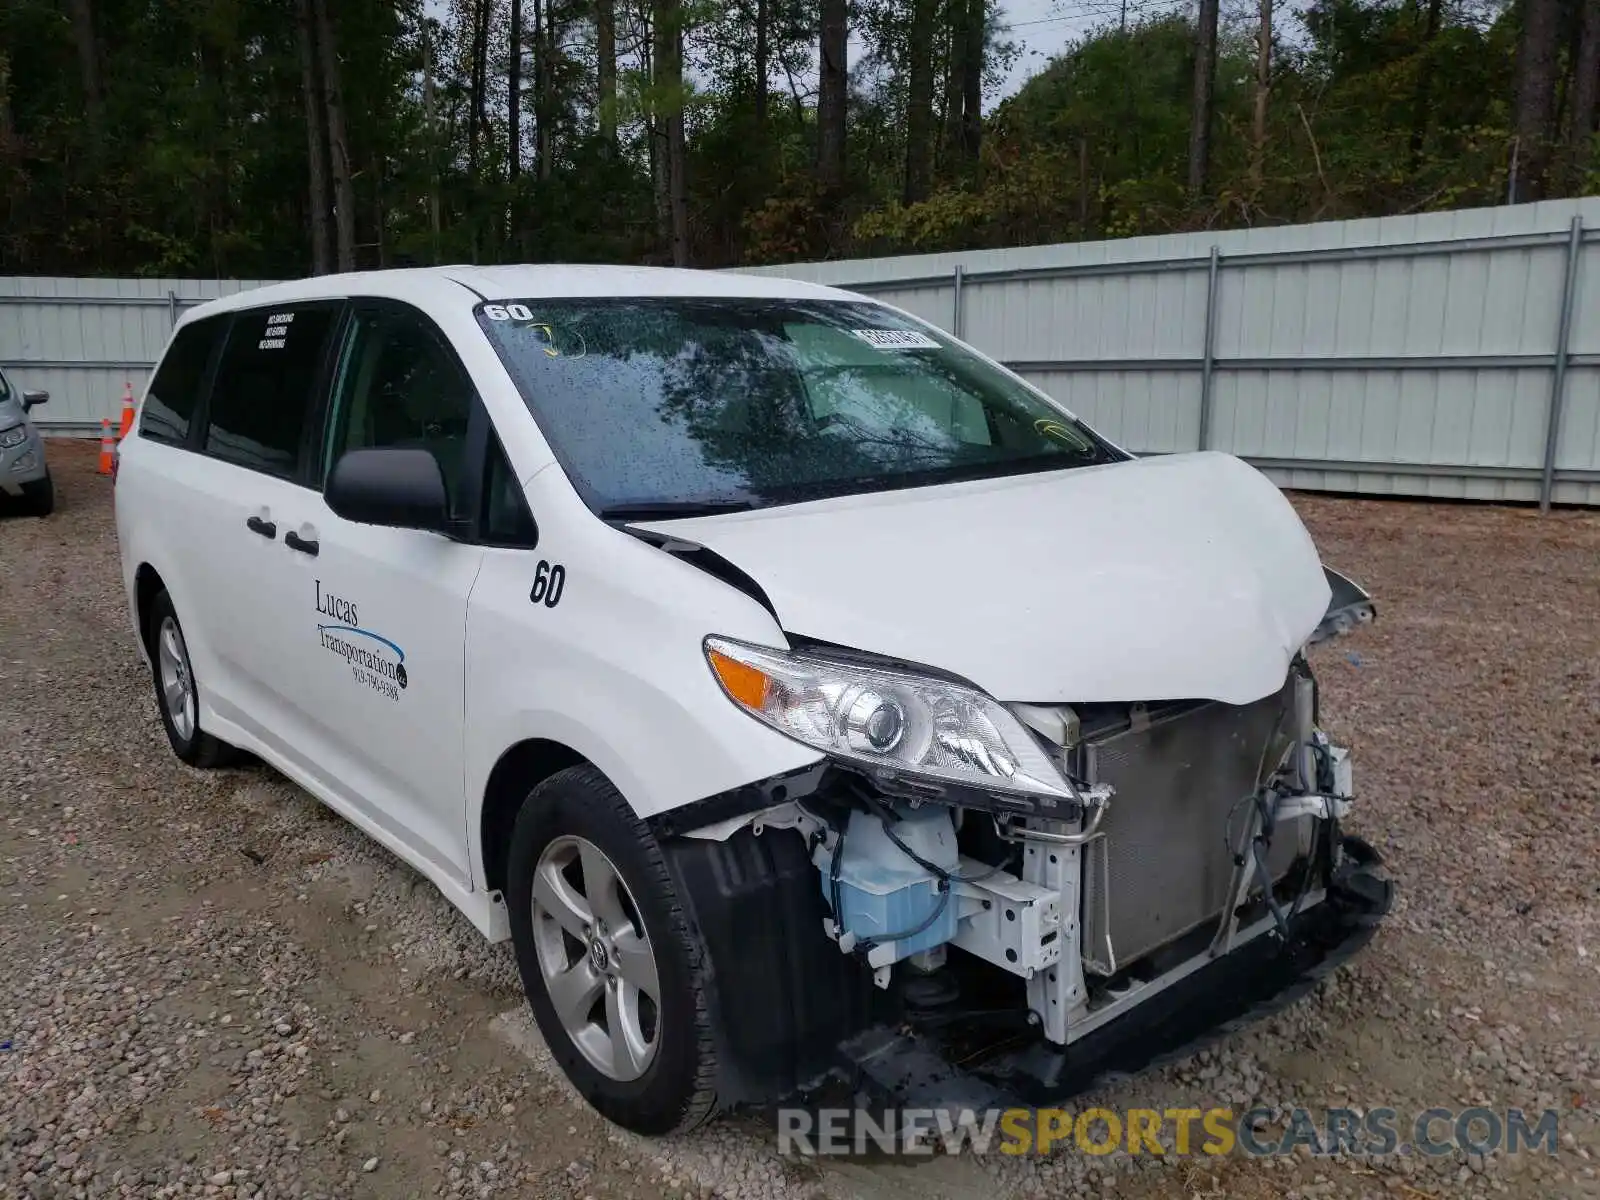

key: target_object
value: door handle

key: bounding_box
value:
[246,515,277,539]
[284,530,320,557]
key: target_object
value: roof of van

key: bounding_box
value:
[182,264,863,321]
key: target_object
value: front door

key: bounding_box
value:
[275,299,485,882]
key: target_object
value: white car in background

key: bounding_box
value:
[113,266,1387,1135]
[0,366,53,515]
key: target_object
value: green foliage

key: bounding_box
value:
[0,0,1588,277]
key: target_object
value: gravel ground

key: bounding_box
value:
[2,440,1597,1200]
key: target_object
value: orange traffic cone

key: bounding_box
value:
[117,381,136,440]
[98,418,116,476]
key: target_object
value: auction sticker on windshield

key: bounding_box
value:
[850,329,941,350]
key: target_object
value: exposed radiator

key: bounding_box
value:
[1078,678,1306,975]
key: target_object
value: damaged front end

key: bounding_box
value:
[657,568,1391,1112]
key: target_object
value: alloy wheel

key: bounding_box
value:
[156,615,197,743]
[530,835,661,1081]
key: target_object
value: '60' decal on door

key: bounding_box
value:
[530,560,567,608]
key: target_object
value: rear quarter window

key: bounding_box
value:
[202,303,341,480]
[140,316,228,446]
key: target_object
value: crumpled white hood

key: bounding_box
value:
[637,452,1332,706]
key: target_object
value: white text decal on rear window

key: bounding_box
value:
[259,310,295,350]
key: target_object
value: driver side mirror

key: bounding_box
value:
[326,447,449,531]
[21,390,48,411]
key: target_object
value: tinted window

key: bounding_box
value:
[324,303,476,519]
[204,304,340,479]
[141,317,225,445]
[483,436,537,545]
[476,299,1120,514]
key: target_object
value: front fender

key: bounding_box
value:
[462,507,822,893]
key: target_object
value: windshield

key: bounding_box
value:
[476,298,1121,515]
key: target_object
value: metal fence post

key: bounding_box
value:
[1540,216,1583,512]
[1196,245,1222,451]
[167,290,179,328]
[951,264,965,340]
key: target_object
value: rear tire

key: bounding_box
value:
[506,765,718,1135]
[20,474,53,516]
[146,590,239,768]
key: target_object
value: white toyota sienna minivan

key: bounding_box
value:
[115,266,1389,1136]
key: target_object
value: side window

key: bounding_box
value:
[483,436,538,546]
[204,304,340,479]
[140,316,226,446]
[324,303,476,519]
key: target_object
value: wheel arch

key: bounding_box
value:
[134,562,168,655]
[478,738,590,895]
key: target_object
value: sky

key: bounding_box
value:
[994,0,1168,99]
[851,0,1200,111]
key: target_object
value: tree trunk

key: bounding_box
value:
[533,0,555,181]
[904,0,937,205]
[597,0,618,148]
[652,0,689,263]
[482,0,497,168]
[509,0,522,180]
[668,99,689,265]
[1511,0,1560,201]
[422,24,442,260]
[1569,0,1600,182]
[64,0,104,146]
[651,115,669,252]
[817,0,848,194]
[296,0,333,275]
[663,0,690,264]
[960,0,983,163]
[373,150,388,268]
[0,51,14,152]
[1250,0,1271,190]
[313,0,356,271]
[543,0,557,179]
[645,8,668,248]
[467,5,481,175]
[943,8,967,167]
[755,0,769,122]
[1187,0,1220,197]
[468,0,487,175]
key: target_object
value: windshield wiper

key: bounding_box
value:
[598,498,757,522]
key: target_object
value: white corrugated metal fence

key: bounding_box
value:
[5,198,1599,506]
[739,198,1600,508]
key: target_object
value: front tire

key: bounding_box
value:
[507,765,718,1135]
[146,590,238,768]
[20,474,53,516]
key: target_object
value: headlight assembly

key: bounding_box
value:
[0,425,26,449]
[704,636,1074,803]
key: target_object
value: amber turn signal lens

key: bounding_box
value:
[707,648,771,709]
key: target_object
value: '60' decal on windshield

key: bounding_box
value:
[530,560,566,608]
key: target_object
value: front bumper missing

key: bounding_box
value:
[829,836,1392,1111]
